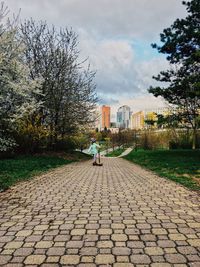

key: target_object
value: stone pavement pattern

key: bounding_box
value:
[0,158,200,267]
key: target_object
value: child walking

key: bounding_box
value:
[88,139,102,166]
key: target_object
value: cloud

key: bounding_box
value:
[6,0,187,106]
[6,0,186,40]
[79,32,169,98]
[82,38,135,96]
[98,96,119,106]
[133,57,170,93]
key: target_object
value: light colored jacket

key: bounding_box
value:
[88,143,100,155]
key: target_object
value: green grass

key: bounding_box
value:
[0,151,91,191]
[106,148,126,157]
[124,149,200,191]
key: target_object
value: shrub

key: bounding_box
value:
[138,130,170,150]
[0,137,18,153]
[53,137,76,152]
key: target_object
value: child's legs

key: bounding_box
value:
[93,153,97,162]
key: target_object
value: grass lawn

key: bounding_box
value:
[124,149,200,191]
[105,148,126,157]
[0,151,91,192]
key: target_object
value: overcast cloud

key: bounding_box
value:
[6,0,187,113]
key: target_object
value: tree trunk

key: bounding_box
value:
[192,128,197,150]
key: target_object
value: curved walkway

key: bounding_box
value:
[0,158,200,266]
[118,147,133,157]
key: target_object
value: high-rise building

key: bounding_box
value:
[130,111,144,130]
[117,105,131,128]
[101,105,111,129]
[144,107,172,129]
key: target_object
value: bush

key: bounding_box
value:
[0,137,18,153]
[14,117,50,153]
[169,130,200,149]
[169,140,192,149]
[137,129,200,150]
[73,134,89,151]
[53,137,76,152]
[138,130,171,150]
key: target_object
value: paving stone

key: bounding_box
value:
[78,264,95,267]
[151,255,165,262]
[130,254,151,264]
[34,225,49,231]
[141,234,156,241]
[41,264,59,267]
[44,230,59,236]
[174,265,188,267]
[188,263,200,267]
[177,246,198,254]
[35,241,53,248]
[16,230,32,237]
[116,256,129,262]
[81,256,94,262]
[54,235,70,241]
[169,234,187,241]
[186,255,200,262]
[26,235,42,242]
[157,240,176,248]
[97,241,114,248]
[95,254,115,264]
[24,255,46,265]
[152,229,168,235]
[112,247,131,255]
[114,264,134,267]
[10,256,26,263]
[165,254,187,263]
[1,222,17,227]
[164,248,177,254]
[151,264,171,267]
[111,223,125,229]
[3,264,24,267]
[54,241,65,247]
[0,236,15,242]
[66,241,83,248]
[71,229,86,235]
[145,247,164,255]
[14,248,33,256]
[46,256,60,263]
[127,241,145,248]
[1,249,15,255]
[98,229,112,235]
[176,240,188,246]
[5,242,23,249]
[85,224,99,230]
[100,248,112,254]
[187,239,200,247]
[111,234,128,241]
[67,248,79,254]
[80,247,98,256]
[0,255,12,264]
[60,255,80,264]
[187,223,200,228]
[47,247,65,255]
[136,224,151,229]
[23,242,35,248]
[123,220,136,225]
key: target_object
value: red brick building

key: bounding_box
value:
[101,105,111,129]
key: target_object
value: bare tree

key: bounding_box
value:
[20,19,98,146]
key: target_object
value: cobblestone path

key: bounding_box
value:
[0,158,200,267]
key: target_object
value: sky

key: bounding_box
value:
[5,0,187,116]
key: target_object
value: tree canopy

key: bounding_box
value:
[0,5,97,153]
[149,0,200,149]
